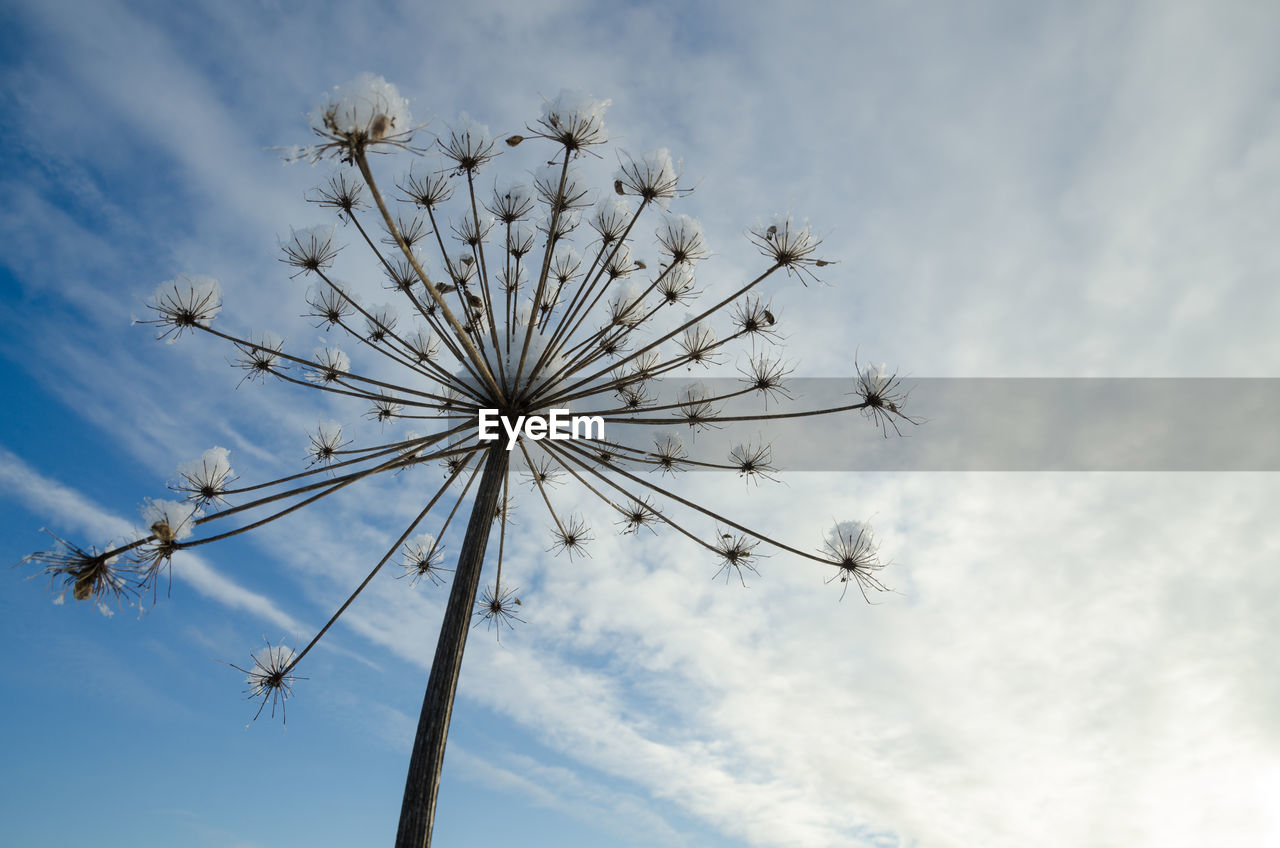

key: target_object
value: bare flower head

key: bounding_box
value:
[616,148,682,208]
[22,533,135,606]
[617,496,660,535]
[305,283,355,328]
[628,349,662,383]
[451,212,495,248]
[821,521,887,601]
[131,499,198,595]
[677,321,720,367]
[543,248,579,289]
[309,172,367,216]
[364,304,399,343]
[172,447,236,507]
[534,162,592,213]
[492,491,518,526]
[590,197,633,243]
[487,182,536,223]
[441,113,497,172]
[474,584,525,640]
[534,90,611,151]
[145,274,222,340]
[522,456,564,489]
[507,220,538,259]
[712,531,762,586]
[731,296,782,345]
[233,332,285,385]
[384,254,422,295]
[500,264,529,296]
[382,213,431,250]
[657,214,709,265]
[405,327,441,364]
[307,347,350,384]
[854,361,914,436]
[399,167,454,210]
[616,381,654,411]
[400,534,450,587]
[281,224,340,277]
[230,639,302,722]
[304,73,415,163]
[367,394,403,425]
[729,442,778,485]
[306,420,348,466]
[603,241,637,280]
[653,433,688,475]
[749,214,825,281]
[657,263,699,306]
[739,356,793,406]
[607,282,646,328]
[550,514,593,559]
[448,254,478,287]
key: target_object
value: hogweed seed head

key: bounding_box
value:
[26,82,913,732]
[749,214,825,281]
[534,90,611,151]
[280,224,340,276]
[302,73,416,163]
[307,348,350,384]
[616,148,682,207]
[22,534,135,607]
[233,333,285,385]
[487,182,536,224]
[172,447,236,507]
[441,113,497,172]
[306,420,348,467]
[853,360,914,436]
[822,521,887,601]
[400,534,450,587]
[713,531,762,586]
[305,284,355,328]
[475,584,525,639]
[230,639,302,723]
[657,214,709,265]
[145,274,222,340]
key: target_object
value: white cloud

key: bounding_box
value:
[447,473,1280,847]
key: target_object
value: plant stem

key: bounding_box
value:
[395,441,508,848]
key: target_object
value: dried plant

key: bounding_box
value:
[20,74,914,848]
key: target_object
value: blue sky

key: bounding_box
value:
[2,1,1279,846]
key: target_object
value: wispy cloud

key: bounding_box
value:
[2,444,302,633]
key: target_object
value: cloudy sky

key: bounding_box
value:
[2,1,1278,846]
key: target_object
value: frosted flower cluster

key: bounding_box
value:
[233,642,299,722]
[313,72,411,140]
[615,148,681,208]
[146,274,222,340]
[296,73,416,163]
[536,90,611,150]
[173,446,236,506]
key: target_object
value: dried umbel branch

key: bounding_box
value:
[22,76,914,848]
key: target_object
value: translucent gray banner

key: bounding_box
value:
[581,378,1280,471]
